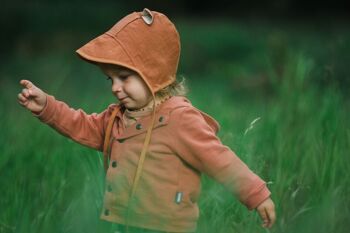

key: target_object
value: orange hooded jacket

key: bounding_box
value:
[35,94,270,232]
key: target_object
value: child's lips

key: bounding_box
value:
[118,96,128,102]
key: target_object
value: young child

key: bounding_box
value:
[17,8,275,233]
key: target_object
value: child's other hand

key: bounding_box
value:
[18,80,47,114]
[256,197,276,228]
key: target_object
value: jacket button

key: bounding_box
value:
[107,185,112,192]
[104,209,110,216]
[159,116,164,122]
[117,138,125,143]
[136,123,142,130]
[111,161,117,168]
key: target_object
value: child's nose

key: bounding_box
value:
[112,82,122,92]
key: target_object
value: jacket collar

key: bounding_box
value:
[114,96,191,140]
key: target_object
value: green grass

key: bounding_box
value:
[1,20,350,233]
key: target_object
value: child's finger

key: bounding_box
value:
[18,93,28,102]
[18,94,28,107]
[18,100,27,107]
[22,88,31,98]
[20,79,34,89]
[266,206,276,228]
[259,208,269,228]
[264,208,271,227]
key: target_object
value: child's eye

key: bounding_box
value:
[119,75,129,81]
[106,76,112,81]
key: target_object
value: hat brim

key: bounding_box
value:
[76,33,136,71]
[76,33,157,94]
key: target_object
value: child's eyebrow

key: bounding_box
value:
[119,70,131,74]
[117,69,134,75]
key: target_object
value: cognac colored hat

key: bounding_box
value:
[76,8,181,94]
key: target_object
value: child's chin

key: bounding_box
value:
[124,104,137,111]
[122,101,145,111]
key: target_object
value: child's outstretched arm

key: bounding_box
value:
[256,197,276,228]
[170,106,276,228]
[18,79,118,151]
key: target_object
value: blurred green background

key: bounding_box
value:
[1,1,349,233]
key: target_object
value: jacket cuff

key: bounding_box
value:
[245,184,271,210]
[32,95,56,123]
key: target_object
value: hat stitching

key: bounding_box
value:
[106,17,141,37]
[106,33,137,68]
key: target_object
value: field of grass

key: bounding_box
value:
[1,17,349,233]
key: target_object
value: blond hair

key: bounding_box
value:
[155,75,188,99]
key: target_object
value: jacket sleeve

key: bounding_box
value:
[33,94,118,151]
[171,107,271,210]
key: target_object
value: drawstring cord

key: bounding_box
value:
[103,95,158,233]
[103,105,122,171]
[125,94,157,233]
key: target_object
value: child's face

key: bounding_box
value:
[99,63,152,110]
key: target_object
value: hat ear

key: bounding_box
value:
[141,8,154,25]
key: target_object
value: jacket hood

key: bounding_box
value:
[198,110,220,134]
[160,96,220,134]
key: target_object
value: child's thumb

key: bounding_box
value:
[20,79,35,89]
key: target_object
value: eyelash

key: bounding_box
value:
[106,76,129,81]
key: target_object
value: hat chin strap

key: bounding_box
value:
[126,93,157,232]
[103,105,122,171]
[102,94,157,232]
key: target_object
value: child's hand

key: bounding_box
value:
[18,80,47,114]
[256,197,276,228]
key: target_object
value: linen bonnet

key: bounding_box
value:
[76,8,181,94]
